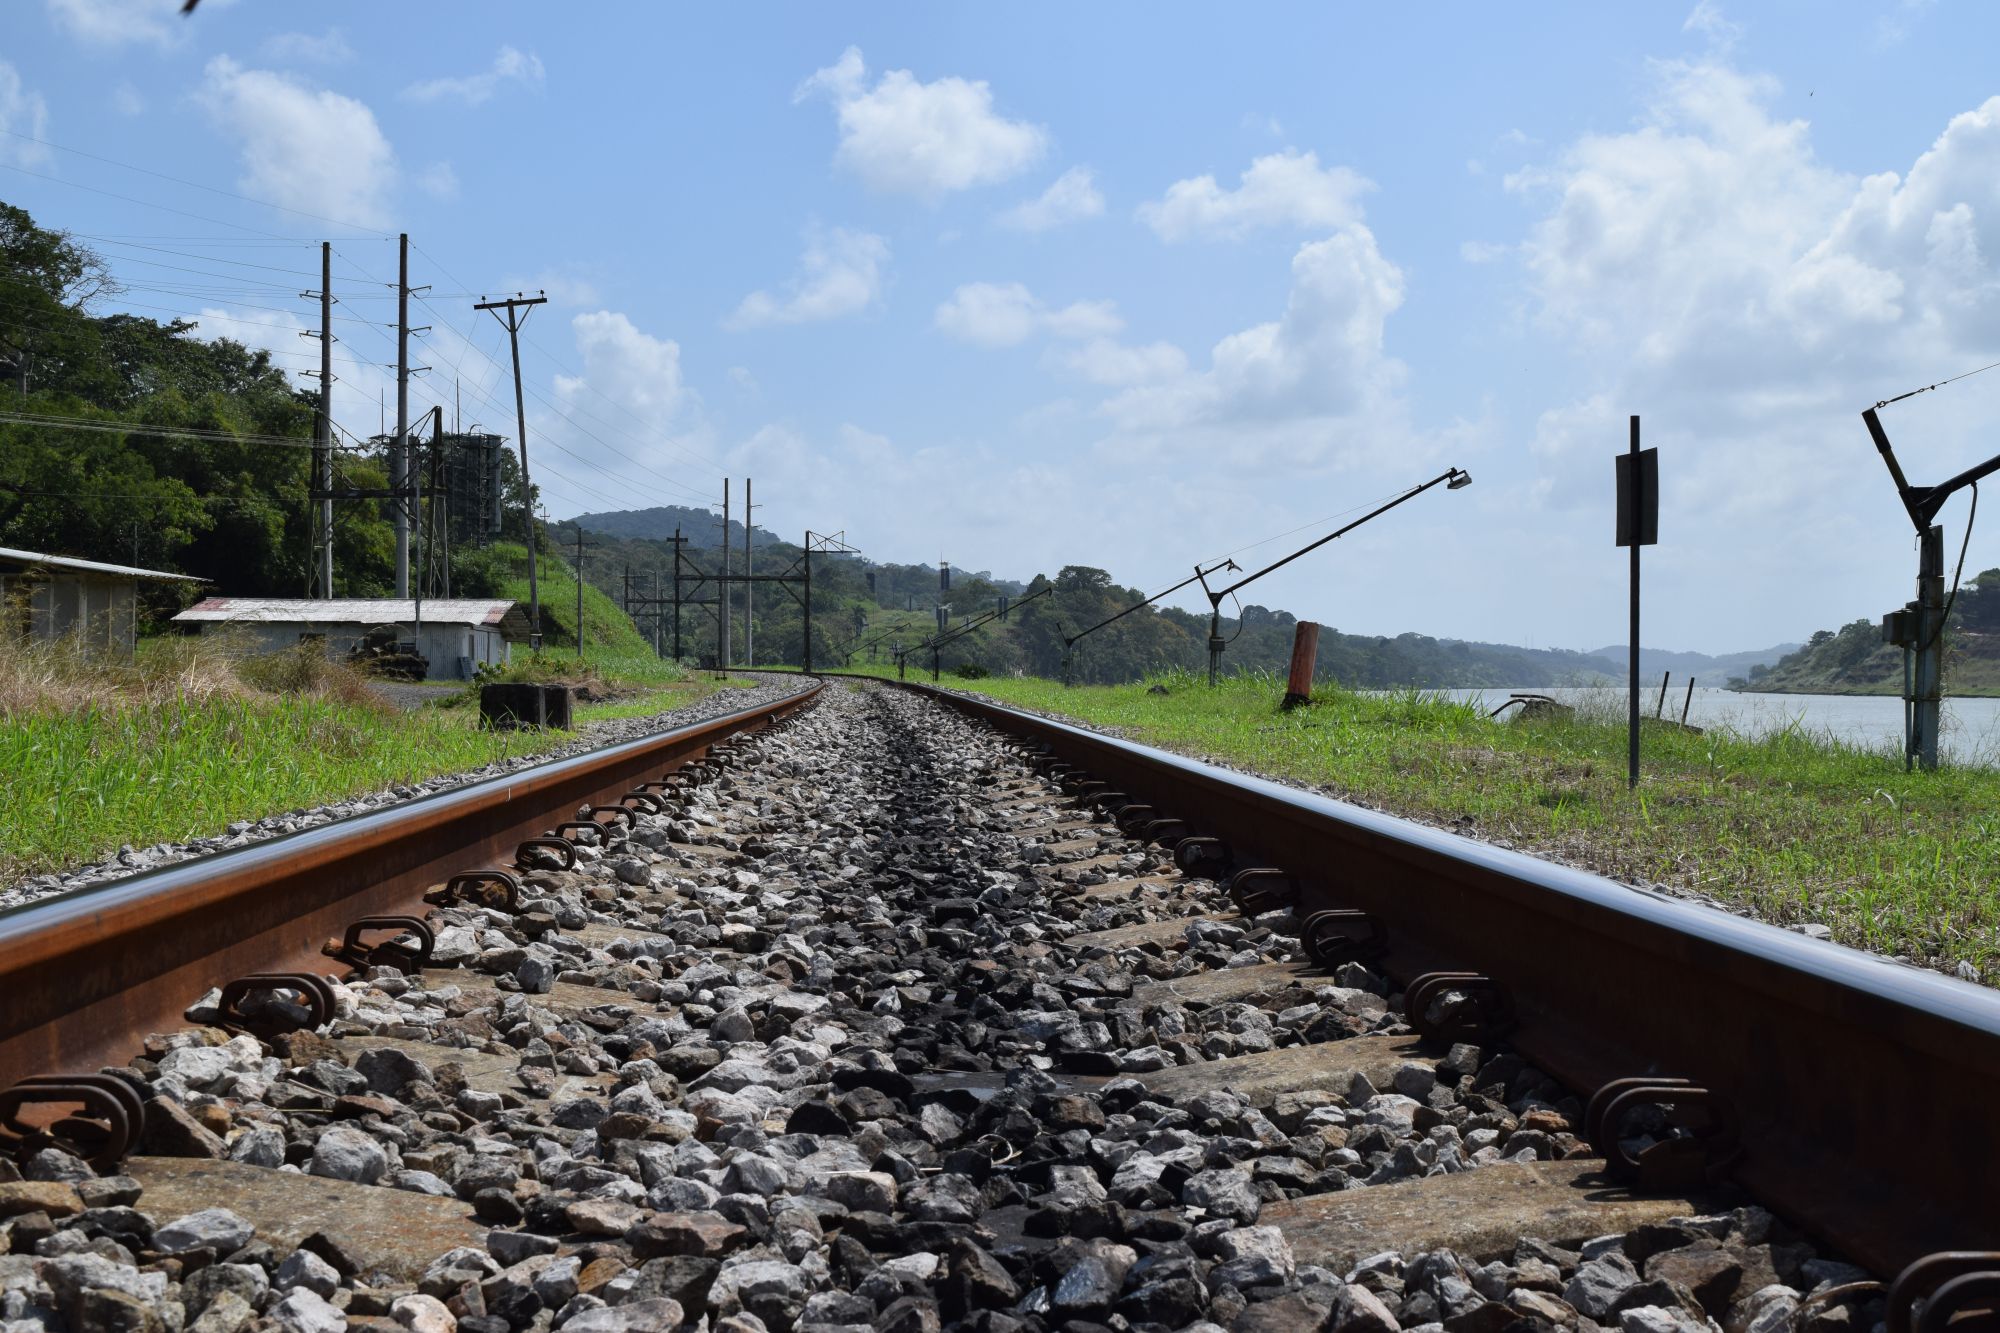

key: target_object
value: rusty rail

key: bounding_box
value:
[0,682,822,1091]
[895,679,2000,1276]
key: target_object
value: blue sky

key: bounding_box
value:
[6,1,2000,652]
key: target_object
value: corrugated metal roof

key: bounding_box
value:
[173,598,528,638]
[0,545,205,582]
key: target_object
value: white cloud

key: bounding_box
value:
[0,63,50,165]
[726,229,889,330]
[261,28,354,65]
[998,166,1104,231]
[1682,0,1743,50]
[1139,149,1373,242]
[404,46,545,106]
[796,46,1045,198]
[415,162,459,200]
[1101,224,1408,434]
[728,366,760,395]
[197,57,396,228]
[1055,337,1189,387]
[1502,54,2000,586]
[509,270,601,308]
[932,282,1122,348]
[555,311,686,426]
[45,0,181,49]
[111,82,144,116]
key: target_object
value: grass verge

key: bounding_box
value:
[920,667,2000,979]
[0,635,734,886]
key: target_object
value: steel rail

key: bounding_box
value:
[0,682,822,1091]
[896,680,2000,1275]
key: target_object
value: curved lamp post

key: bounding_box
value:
[1197,467,1472,684]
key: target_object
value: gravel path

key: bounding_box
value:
[0,674,815,914]
[0,681,1871,1333]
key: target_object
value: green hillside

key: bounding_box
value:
[1739,569,2000,696]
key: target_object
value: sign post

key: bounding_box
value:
[1616,416,1658,790]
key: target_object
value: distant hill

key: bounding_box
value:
[568,505,786,550]
[1584,643,1800,684]
[1739,569,2000,695]
[557,508,1804,689]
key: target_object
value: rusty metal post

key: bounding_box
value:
[1282,620,1320,709]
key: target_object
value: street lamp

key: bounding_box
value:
[1196,466,1473,683]
[1058,558,1239,685]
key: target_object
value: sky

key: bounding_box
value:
[5,1,2000,653]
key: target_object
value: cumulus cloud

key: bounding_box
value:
[1102,225,1408,434]
[1511,60,2000,462]
[1054,338,1189,387]
[796,46,1045,198]
[1139,149,1373,242]
[726,229,890,330]
[1491,51,2000,633]
[45,0,182,48]
[415,162,459,200]
[0,63,50,165]
[998,166,1105,231]
[405,46,545,105]
[932,282,1121,348]
[196,57,396,228]
[555,311,687,425]
[261,28,354,65]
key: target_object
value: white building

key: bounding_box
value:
[0,546,204,658]
[173,598,529,680]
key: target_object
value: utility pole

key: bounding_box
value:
[393,233,410,597]
[474,292,548,651]
[572,525,591,663]
[308,242,333,597]
[669,527,686,661]
[653,571,663,658]
[743,477,755,666]
[720,479,732,672]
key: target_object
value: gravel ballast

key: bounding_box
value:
[0,680,1878,1333]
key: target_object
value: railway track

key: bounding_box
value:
[0,676,1995,1333]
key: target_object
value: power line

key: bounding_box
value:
[0,408,332,451]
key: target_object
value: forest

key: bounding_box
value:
[0,200,538,623]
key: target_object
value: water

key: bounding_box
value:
[1450,686,2000,766]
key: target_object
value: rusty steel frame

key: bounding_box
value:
[900,681,2000,1275]
[0,684,822,1092]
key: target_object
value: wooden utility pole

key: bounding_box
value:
[743,477,755,666]
[473,292,548,650]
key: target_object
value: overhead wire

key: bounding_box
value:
[6,135,719,521]
[1875,357,2000,410]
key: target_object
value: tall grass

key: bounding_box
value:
[0,632,720,884]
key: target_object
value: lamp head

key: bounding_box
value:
[1447,469,1473,490]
